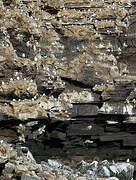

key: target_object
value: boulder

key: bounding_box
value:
[77,160,134,180]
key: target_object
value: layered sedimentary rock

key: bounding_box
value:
[0,141,134,180]
[1,0,136,171]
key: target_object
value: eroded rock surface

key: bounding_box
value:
[0,141,134,180]
[0,0,136,175]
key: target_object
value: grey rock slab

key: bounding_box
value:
[77,160,134,180]
[109,163,134,180]
[97,166,111,178]
[67,124,104,136]
[105,126,120,132]
[21,175,40,180]
[48,159,62,169]
[99,132,131,142]
[3,167,14,174]
[123,136,136,146]
[27,150,36,162]
[75,177,88,180]
[71,104,99,117]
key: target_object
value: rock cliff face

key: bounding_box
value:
[0,141,134,180]
[0,0,136,165]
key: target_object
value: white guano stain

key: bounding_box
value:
[123,103,133,115]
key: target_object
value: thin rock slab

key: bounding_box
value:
[21,175,40,180]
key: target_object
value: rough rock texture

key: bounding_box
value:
[1,0,136,176]
[0,141,134,180]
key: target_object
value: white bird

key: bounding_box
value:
[127,158,130,162]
